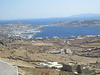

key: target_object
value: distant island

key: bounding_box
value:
[47,20,100,27]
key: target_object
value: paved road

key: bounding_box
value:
[0,59,18,75]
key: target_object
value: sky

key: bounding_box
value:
[0,0,100,20]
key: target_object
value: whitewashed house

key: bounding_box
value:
[60,49,65,54]
[66,49,72,54]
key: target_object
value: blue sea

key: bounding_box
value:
[33,26,100,38]
[1,18,100,38]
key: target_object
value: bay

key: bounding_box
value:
[33,26,100,38]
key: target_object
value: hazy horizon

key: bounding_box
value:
[0,0,100,20]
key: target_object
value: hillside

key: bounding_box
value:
[0,35,100,75]
[47,20,100,27]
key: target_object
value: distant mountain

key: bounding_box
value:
[70,13,100,18]
[0,13,100,25]
[47,20,100,27]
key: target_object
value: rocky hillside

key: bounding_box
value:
[0,35,100,75]
[48,20,100,27]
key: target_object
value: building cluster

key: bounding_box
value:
[62,62,95,75]
[36,61,63,69]
[35,61,98,75]
[50,49,73,55]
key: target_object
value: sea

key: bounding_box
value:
[0,18,100,38]
[33,26,100,38]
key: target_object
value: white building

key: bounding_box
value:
[32,40,35,43]
[66,49,72,54]
[60,49,65,54]
[36,62,63,69]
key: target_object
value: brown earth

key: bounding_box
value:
[0,36,100,75]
